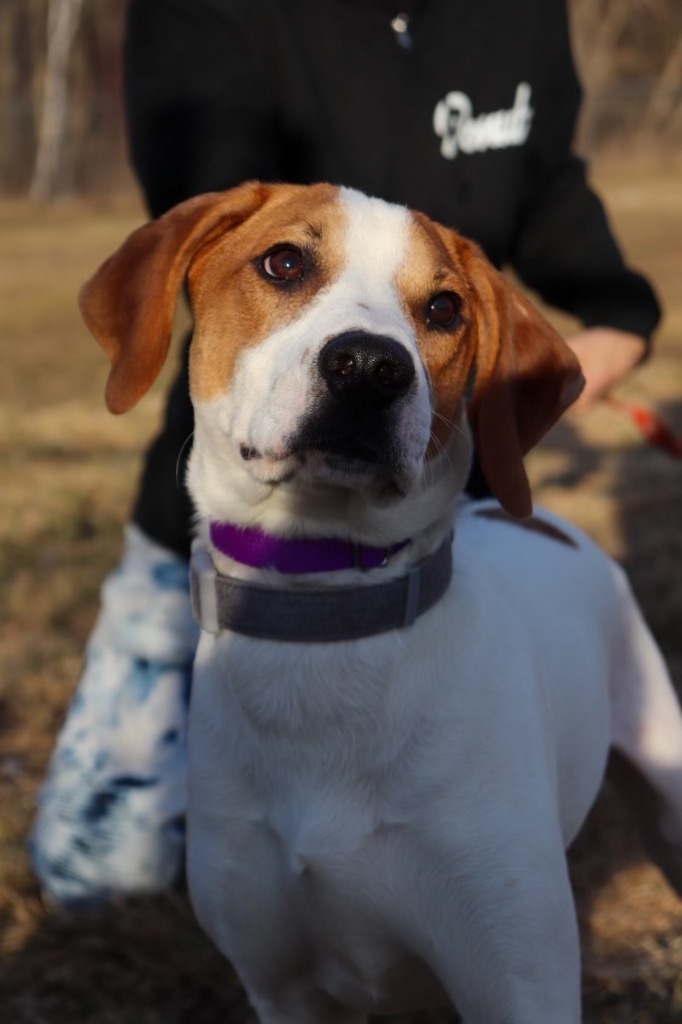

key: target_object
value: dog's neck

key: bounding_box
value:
[190,529,454,641]
[189,463,466,639]
[188,445,467,641]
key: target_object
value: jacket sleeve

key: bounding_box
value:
[510,0,661,342]
[124,0,281,217]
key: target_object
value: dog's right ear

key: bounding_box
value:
[79,181,272,413]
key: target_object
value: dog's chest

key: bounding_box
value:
[189,736,448,1013]
[187,629,456,995]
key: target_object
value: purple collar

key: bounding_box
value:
[209,522,408,573]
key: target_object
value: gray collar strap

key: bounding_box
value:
[190,538,453,643]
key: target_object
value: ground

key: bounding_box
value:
[0,162,681,1022]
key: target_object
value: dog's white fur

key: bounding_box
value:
[81,183,682,1023]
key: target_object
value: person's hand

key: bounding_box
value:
[565,327,648,412]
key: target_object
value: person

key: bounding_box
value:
[31,0,660,906]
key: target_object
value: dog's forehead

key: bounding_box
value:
[245,182,346,249]
[250,186,451,284]
[333,189,459,291]
[193,184,454,297]
[264,188,427,281]
[338,188,412,277]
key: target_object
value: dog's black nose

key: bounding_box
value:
[318,332,415,408]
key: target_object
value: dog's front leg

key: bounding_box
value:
[421,840,582,1024]
[606,572,682,895]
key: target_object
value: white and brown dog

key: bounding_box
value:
[80,182,682,1023]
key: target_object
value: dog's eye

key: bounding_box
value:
[261,246,305,282]
[426,291,462,330]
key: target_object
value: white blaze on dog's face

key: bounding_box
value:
[185,185,477,524]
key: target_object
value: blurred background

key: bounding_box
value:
[1,2,681,1022]
[0,0,680,199]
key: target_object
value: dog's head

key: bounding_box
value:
[80,182,582,523]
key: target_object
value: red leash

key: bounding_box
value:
[606,396,682,459]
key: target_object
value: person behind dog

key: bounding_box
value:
[31,0,660,906]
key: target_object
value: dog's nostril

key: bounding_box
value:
[240,444,261,461]
[376,359,409,390]
[319,332,415,407]
[328,351,355,379]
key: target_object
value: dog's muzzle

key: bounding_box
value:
[289,332,416,480]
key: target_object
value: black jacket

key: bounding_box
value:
[125,0,660,339]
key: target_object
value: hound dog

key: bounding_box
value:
[80,182,682,1024]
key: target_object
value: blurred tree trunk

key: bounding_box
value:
[570,0,681,152]
[29,0,84,201]
[642,35,682,132]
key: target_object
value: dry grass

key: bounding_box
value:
[1,163,681,1021]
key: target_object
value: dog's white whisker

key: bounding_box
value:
[425,431,455,485]
[175,432,194,489]
[432,410,469,444]
[431,410,458,429]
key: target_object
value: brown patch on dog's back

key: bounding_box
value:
[474,506,579,547]
[187,184,347,401]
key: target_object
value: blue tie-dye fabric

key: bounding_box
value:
[30,526,199,906]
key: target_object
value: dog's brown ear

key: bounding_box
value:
[79,182,272,413]
[460,239,584,518]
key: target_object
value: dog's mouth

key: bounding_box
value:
[235,393,427,498]
[319,437,381,465]
[293,430,384,468]
[238,434,413,498]
[299,448,409,499]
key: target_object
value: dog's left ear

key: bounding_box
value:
[79,181,273,413]
[460,238,584,519]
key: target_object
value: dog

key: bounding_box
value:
[80,181,682,1023]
